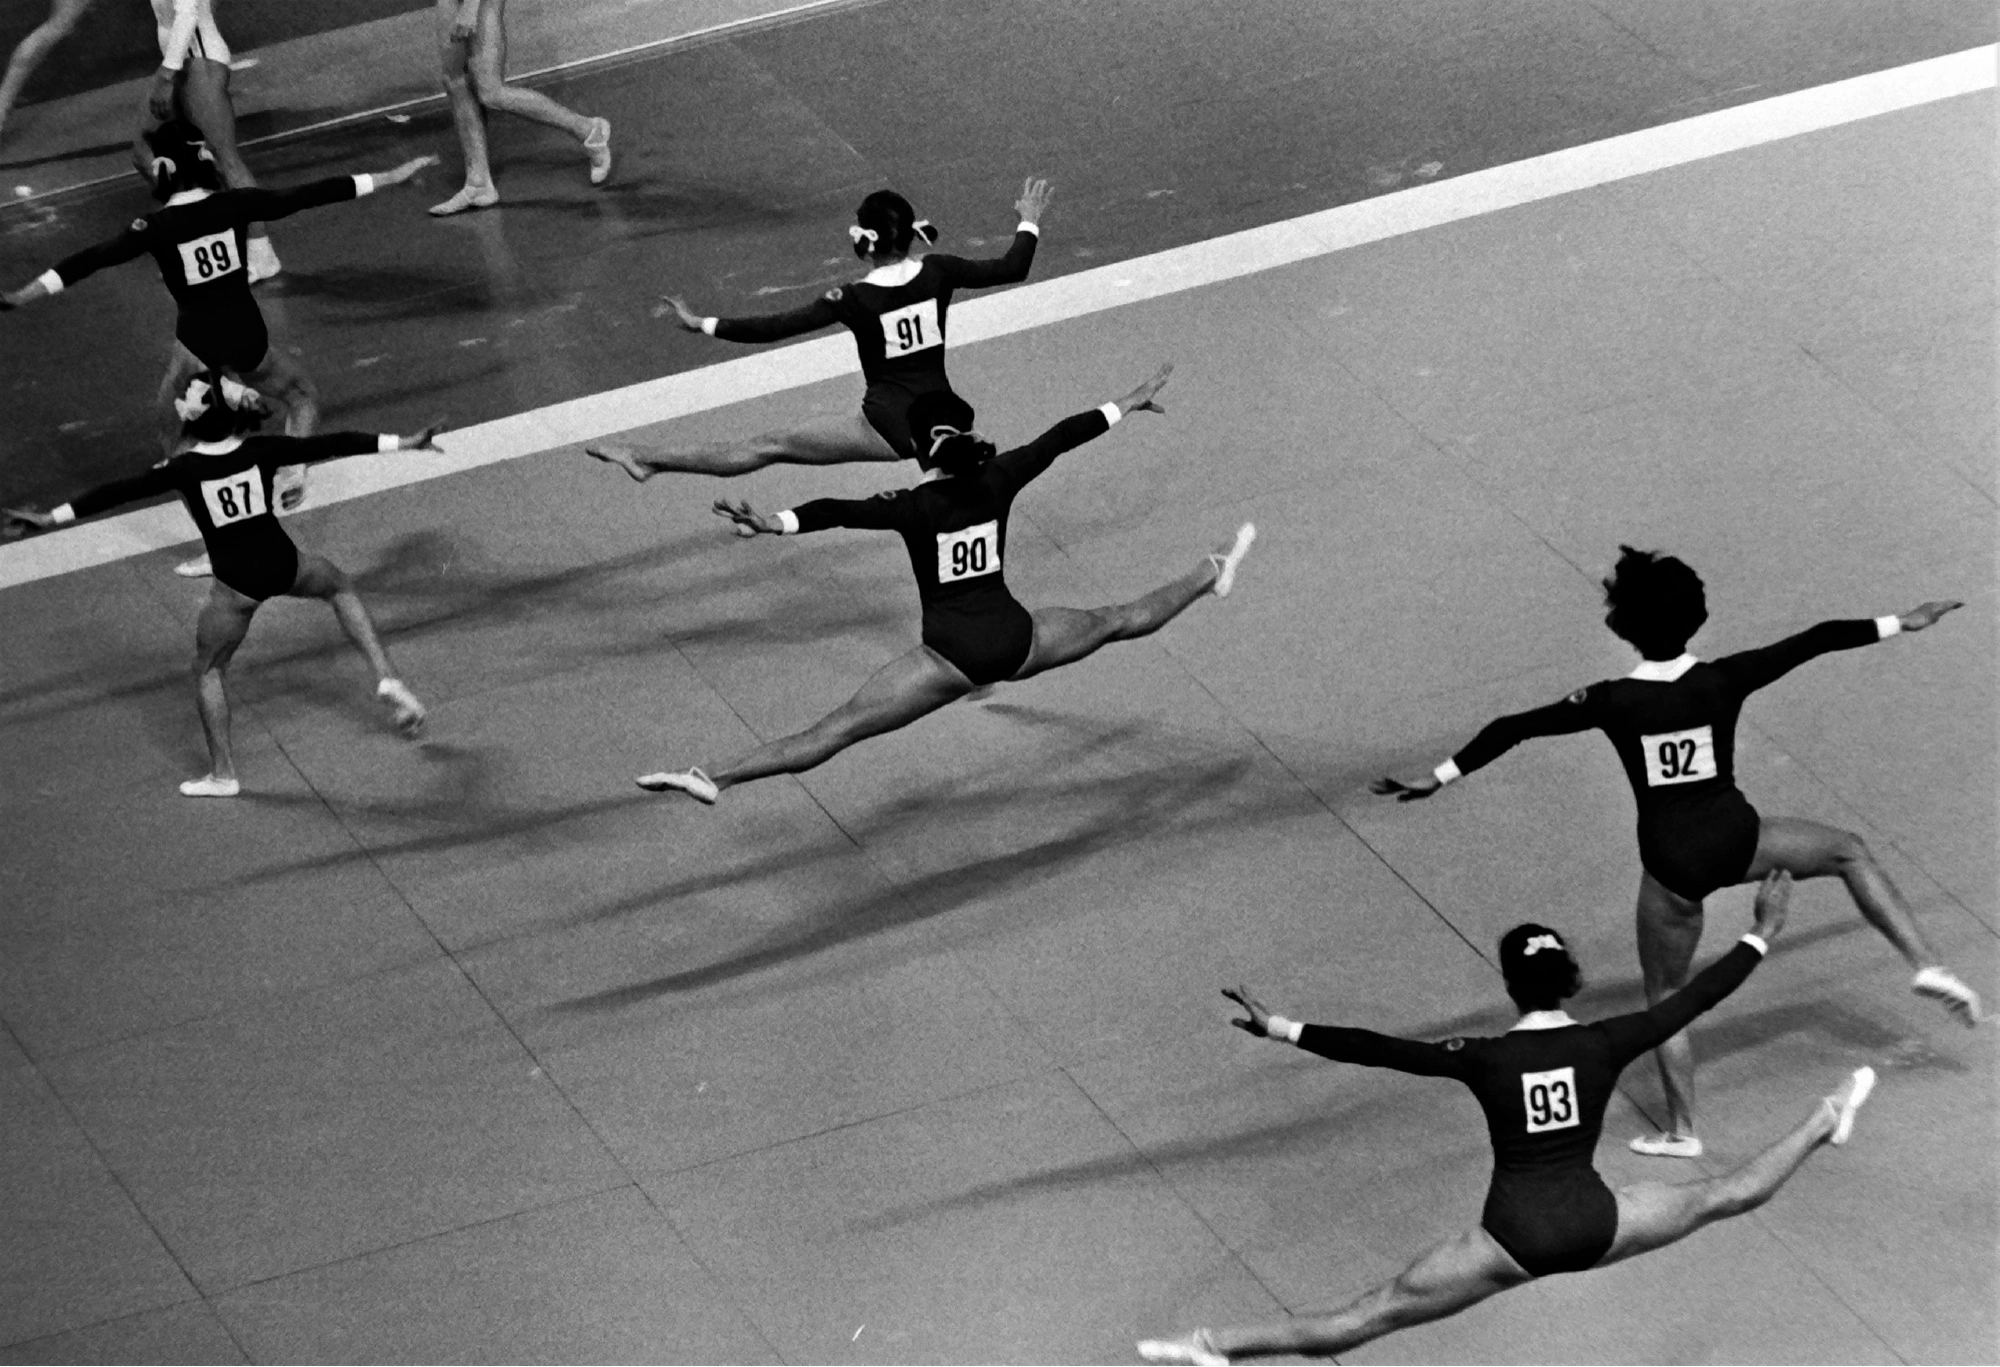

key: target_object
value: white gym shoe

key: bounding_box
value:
[179,774,240,798]
[246,235,282,283]
[1629,1132,1703,1159]
[1208,523,1256,598]
[174,553,213,578]
[1913,966,1983,1025]
[1138,1330,1227,1365]
[1823,1066,1876,1146]
[377,678,426,736]
[272,463,309,515]
[636,767,718,803]
[584,117,612,185]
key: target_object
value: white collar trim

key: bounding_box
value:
[862,258,922,286]
[1628,654,1698,682]
[165,188,214,207]
[916,466,949,484]
[1509,1010,1578,1032]
[189,437,245,454]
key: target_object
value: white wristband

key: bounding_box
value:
[1740,933,1769,957]
[377,434,400,452]
[701,317,719,337]
[51,503,76,525]
[775,509,800,535]
[1095,402,1121,427]
[1017,220,1040,237]
[1433,758,1462,786]
[37,269,64,296]
[1874,614,1902,639]
[353,173,376,197]
[1265,1015,1303,1043]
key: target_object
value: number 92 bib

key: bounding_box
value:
[1641,724,1717,786]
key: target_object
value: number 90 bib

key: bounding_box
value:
[936,521,999,583]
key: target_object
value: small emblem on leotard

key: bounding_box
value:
[131,218,149,233]
[824,287,844,303]
[1443,1038,1466,1052]
[1566,687,1590,705]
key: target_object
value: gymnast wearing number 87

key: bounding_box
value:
[635,366,1257,804]
[5,374,441,799]
[1373,547,1980,1158]
[1138,872,1882,1366]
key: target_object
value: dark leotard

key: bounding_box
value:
[711,228,1039,459]
[42,176,373,372]
[1291,939,1765,1276]
[1444,621,1892,898]
[780,405,1116,684]
[64,431,390,599]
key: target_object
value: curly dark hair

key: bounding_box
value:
[1602,545,1707,660]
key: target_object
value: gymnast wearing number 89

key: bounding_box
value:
[635,366,1257,804]
[1373,547,1979,1158]
[1138,872,1883,1366]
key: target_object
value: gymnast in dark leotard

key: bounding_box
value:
[634,365,1256,804]
[5,373,441,799]
[586,178,1050,478]
[1373,546,1980,1157]
[1138,871,1881,1365]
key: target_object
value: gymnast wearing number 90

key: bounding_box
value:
[1373,547,1979,1158]
[636,366,1256,804]
[4,375,440,799]
[1138,872,1880,1366]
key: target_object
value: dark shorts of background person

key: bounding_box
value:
[1482,1170,1620,1277]
[863,387,921,461]
[921,599,1035,685]
[1639,788,1762,901]
[179,312,270,376]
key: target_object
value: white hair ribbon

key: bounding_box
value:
[174,377,214,423]
[1523,933,1563,956]
[848,225,878,247]
[912,218,937,243]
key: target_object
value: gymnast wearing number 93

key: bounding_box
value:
[1373,547,1979,1158]
[1138,871,1881,1366]
[635,365,1256,804]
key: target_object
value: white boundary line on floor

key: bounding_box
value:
[2,44,1991,592]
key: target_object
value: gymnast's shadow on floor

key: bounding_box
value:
[548,749,1312,1012]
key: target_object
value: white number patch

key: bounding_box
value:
[879,298,941,357]
[1520,1067,1578,1133]
[936,521,999,583]
[1641,724,1717,786]
[176,229,241,283]
[199,470,266,527]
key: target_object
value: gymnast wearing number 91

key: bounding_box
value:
[587,178,1050,478]
[1138,871,1882,1366]
[4,374,441,799]
[635,365,1256,804]
[1372,547,1980,1158]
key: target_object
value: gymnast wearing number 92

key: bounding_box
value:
[1372,547,1980,1158]
[635,365,1257,804]
[1138,871,1882,1366]
[4,374,441,800]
